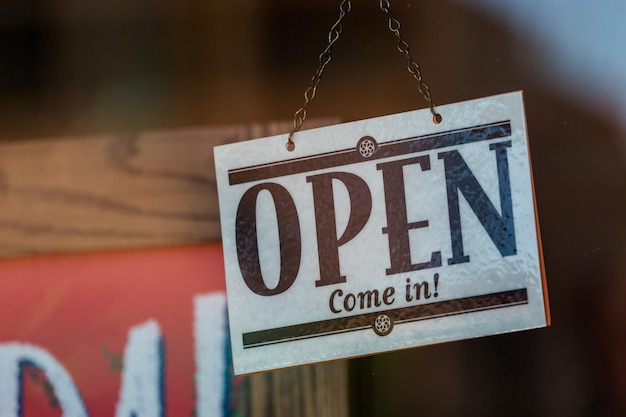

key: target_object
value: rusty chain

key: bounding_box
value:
[286,0,440,151]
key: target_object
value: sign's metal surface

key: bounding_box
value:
[214,92,550,375]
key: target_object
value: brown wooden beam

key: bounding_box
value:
[0,119,337,258]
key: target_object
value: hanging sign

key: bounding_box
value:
[214,91,550,375]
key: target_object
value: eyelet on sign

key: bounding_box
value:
[357,136,378,158]
[373,314,393,336]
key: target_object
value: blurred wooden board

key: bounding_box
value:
[0,119,337,257]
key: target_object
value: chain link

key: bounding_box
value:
[286,0,352,151]
[286,0,440,151]
[379,0,441,124]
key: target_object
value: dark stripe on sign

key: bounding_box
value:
[229,120,512,185]
[242,288,528,348]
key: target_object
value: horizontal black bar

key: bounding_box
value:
[242,288,528,348]
[229,120,511,185]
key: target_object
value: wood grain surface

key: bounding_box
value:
[0,119,338,257]
[250,362,349,417]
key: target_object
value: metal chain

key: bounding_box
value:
[286,0,440,150]
[286,0,352,151]
[379,0,441,124]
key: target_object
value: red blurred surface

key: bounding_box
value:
[0,244,226,416]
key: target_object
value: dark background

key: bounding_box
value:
[2,1,625,415]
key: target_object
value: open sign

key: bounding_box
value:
[214,92,550,375]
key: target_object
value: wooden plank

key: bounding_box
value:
[0,119,337,257]
[0,118,348,417]
[250,363,349,417]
